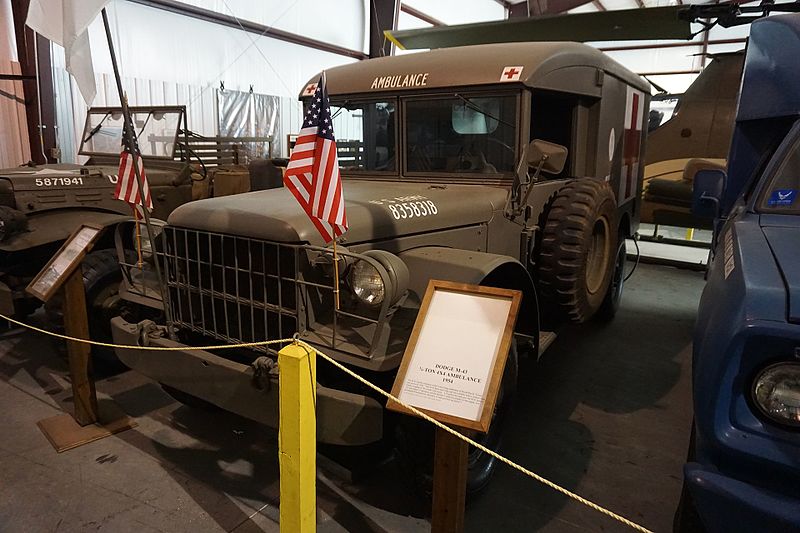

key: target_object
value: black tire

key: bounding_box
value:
[674,425,705,532]
[395,341,519,501]
[595,236,626,321]
[537,179,618,323]
[47,249,129,356]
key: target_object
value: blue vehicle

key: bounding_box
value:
[676,13,800,533]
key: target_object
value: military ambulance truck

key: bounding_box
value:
[110,43,650,491]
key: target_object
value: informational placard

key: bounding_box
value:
[388,280,521,433]
[26,224,104,302]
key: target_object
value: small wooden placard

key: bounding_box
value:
[25,223,104,303]
[387,280,521,433]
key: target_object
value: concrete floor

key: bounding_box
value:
[0,262,704,532]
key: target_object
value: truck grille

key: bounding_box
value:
[162,227,302,353]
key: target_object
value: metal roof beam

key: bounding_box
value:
[599,37,746,52]
[400,4,446,26]
[528,0,597,15]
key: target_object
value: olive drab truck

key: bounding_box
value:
[110,42,650,492]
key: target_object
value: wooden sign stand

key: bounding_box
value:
[387,280,522,533]
[62,265,99,426]
[26,224,136,452]
[432,428,469,532]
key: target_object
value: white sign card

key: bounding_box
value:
[388,280,521,432]
[26,224,103,302]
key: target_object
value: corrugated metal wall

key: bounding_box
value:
[0,0,31,168]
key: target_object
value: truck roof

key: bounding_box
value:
[303,41,650,97]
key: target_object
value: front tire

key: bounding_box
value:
[395,340,519,500]
[46,249,129,357]
[537,179,618,323]
[674,425,705,532]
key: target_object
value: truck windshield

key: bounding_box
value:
[758,134,800,214]
[330,99,397,172]
[405,94,517,175]
[80,108,182,159]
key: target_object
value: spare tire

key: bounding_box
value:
[537,179,618,323]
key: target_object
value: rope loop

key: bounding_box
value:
[0,313,654,533]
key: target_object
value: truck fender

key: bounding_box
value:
[0,210,132,252]
[398,246,539,339]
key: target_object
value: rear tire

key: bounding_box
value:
[537,180,618,323]
[596,236,626,321]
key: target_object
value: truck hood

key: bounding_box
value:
[0,164,111,188]
[0,162,190,188]
[762,223,800,323]
[167,181,508,245]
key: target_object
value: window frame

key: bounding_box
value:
[324,96,400,176]
[400,89,522,182]
[753,120,800,215]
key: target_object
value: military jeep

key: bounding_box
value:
[110,42,649,491]
[0,105,252,340]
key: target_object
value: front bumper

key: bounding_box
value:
[111,317,384,446]
[685,462,800,532]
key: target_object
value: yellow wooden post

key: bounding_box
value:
[278,342,316,532]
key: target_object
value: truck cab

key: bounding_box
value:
[110,42,649,491]
[678,14,800,532]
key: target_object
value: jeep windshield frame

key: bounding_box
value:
[79,105,187,161]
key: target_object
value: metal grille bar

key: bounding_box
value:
[161,227,301,355]
[120,224,395,360]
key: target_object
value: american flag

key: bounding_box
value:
[284,75,347,243]
[113,143,153,211]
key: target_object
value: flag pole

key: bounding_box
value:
[100,8,175,338]
[322,70,340,311]
[333,237,340,310]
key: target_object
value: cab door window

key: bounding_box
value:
[758,127,800,214]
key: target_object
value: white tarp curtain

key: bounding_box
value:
[25,0,108,104]
[217,88,281,159]
[171,0,370,55]
[51,0,359,162]
[0,0,31,168]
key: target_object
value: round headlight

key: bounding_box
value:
[752,362,800,428]
[349,259,385,306]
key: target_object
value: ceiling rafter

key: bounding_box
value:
[400,4,446,26]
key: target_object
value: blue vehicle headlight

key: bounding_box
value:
[752,362,800,428]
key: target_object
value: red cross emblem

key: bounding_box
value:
[303,83,317,96]
[622,90,643,201]
[500,66,523,82]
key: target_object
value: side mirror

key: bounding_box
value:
[692,169,726,219]
[528,139,568,175]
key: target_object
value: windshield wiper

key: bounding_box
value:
[454,93,514,129]
[82,112,111,144]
